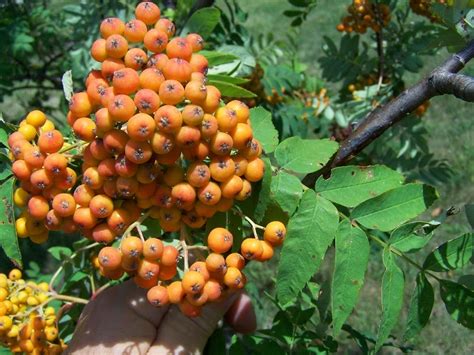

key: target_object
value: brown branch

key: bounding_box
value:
[303,40,474,187]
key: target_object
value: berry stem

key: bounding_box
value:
[49,242,100,294]
[121,210,152,239]
[58,141,88,154]
[233,208,265,239]
[180,225,189,271]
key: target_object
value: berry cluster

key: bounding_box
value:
[97,221,285,316]
[8,1,287,316]
[0,270,65,354]
[409,0,444,22]
[336,0,391,33]
[9,111,77,243]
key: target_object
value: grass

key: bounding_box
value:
[235,0,474,353]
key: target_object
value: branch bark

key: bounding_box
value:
[303,40,474,187]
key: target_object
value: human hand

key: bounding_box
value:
[65,280,256,354]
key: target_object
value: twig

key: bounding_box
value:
[303,39,474,186]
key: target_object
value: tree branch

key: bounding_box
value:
[303,40,474,187]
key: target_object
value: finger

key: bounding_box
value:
[224,293,257,334]
[66,281,169,355]
[147,291,241,354]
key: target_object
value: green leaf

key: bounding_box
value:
[277,190,339,304]
[274,137,339,174]
[270,171,303,216]
[181,7,221,39]
[253,157,272,223]
[249,107,279,153]
[206,74,249,85]
[423,233,473,272]
[404,273,434,340]
[351,184,438,232]
[0,118,11,146]
[0,154,12,182]
[48,246,72,261]
[389,221,439,253]
[141,218,162,239]
[208,80,256,98]
[375,249,405,351]
[465,204,474,230]
[440,280,474,329]
[200,50,239,67]
[315,165,404,208]
[332,219,369,336]
[0,177,22,267]
[62,70,73,102]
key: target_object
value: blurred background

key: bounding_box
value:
[0,0,473,352]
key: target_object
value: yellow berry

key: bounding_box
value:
[29,232,49,244]
[27,296,39,306]
[26,110,47,127]
[15,217,29,238]
[38,282,49,293]
[44,326,58,341]
[37,292,48,303]
[41,119,55,132]
[17,290,28,303]
[44,307,55,316]
[0,288,8,301]
[18,123,37,141]
[0,315,13,330]
[13,187,30,207]
[8,269,22,281]
[7,324,19,337]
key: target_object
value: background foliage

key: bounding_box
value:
[1,0,474,353]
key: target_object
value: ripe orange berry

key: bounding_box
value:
[92,223,116,243]
[91,38,107,62]
[215,107,238,133]
[207,227,233,253]
[45,209,62,231]
[73,117,97,142]
[233,155,248,177]
[138,259,161,280]
[69,92,93,118]
[200,85,221,113]
[73,207,98,230]
[166,37,192,61]
[89,194,114,218]
[52,193,76,217]
[124,19,148,43]
[158,263,178,280]
[245,158,265,182]
[159,80,185,105]
[12,160,32,181]
[95,107,114,135]
[147,53,169,70]
[206,253,227,274]
[139,67,165,91]
[55,167,77,190]
[107,208,130,234]
[143,238,164,261]
[257,240,274,261]
[242,138,262,159]
[161,245,179,266]
[73,184,95,207]
[189,54,208,74]
[209,156,235,182]
[162,164,184,186]
[162,58,192,83]
[182,271,205,295]
[120,236,143,258]
[186,33,204,52]
[231,123,253,149]
[144,29,168,53]
[182,105,204,126]
[226,253,245,270]
[101,58,125,81]
[226,100,250,123]
[108,94,137,122]
[105,34,128,58]
[38,130,64,154]
[83,167,104,190]
[103,129,129,155]
[135,1,161,25]
[127,113,156,141]
[241,238,263,260]
[116,176,139,198]
[182,141,209,161]
[195,201,217,218]
[171,182,196,209]
[186,162,211,188]
[167,281,185,304]
[186,291,208,307]
[155,18,175,37]
[220,175,243,199]
[197,181,221,206]
[264,221,286,246]
[112,68,140,95]
[134,274,158,289]
[125,140,153,164]
[98,247,122,270]
[87,78,109,105]
[30,168,53,190]
[185,80,207,103]
[175,125,201,147]
[154,105,182,133]
[134,89,161,115]
[224,267,244,289]
[147,285,169,306]
[100,17,125,38]
[124,47,148,70]
[27,196,49,220]
[235,179,252,201]
[210,131,233,156]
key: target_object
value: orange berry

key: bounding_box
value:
[226,253,245,270]
[12,160,32,181]
[227,100,250,123]
[166,37,192,61]
[167,281,184,304]
[144,29,168,53]
[162,58,192,83]
[139,67,165,91]
[189,53,208,74]
[103,129,129,155]
[155,18,175,37]
[147,285,169,306]
[107,208,130,234]
[124,47,148,70]
[241,238,263,260]
[158,263,178,280]
[138,259,161,280]
[73,184,95,207]
[264,221,286,246]
[147,53,169,70]
[134,89,161,115]
[73,207,98,229]
[127,113,156,141]
[209,156,235,182]
[185,80,207,103]
[182,271,205,295]
[91,38,107,62]
[112,68,140,95]
[231,123,253,149]
[207,227,233,253]
[92,223,116,243]
[210,131,233,156]
[89,194,114,218]
[159,79,184,105]
[120,236,143,258]
[135,1,161,25]
[245,158,265,182]
[143,238,164,261]
[197,181,221,206]
[105,34,128,58]
[186,162,211,188]
[206,253,227,274]
[38,130,64,154]
[154,105,182,133]
[257,240,274,261]
[124,19,148,43]
[108,94,137,122]
[220,175,243,199]
[175,125,201,147]
[101,58,125,81]
[69,92,93,117]
[73,117,97,142]
[186,33,204,52]
[27,196,50,220]
[100,17,125,38]
[52,193,76,217]
[182,104,204,126]
[161,245,179,266]
[125,140,153,165]
[224,267,245,289]
[98,247,122,270]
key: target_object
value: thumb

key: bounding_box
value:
[147,291,241,354]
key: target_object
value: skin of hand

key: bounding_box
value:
[65,280,256,354]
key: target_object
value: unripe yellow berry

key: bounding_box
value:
[40,119,55,132]
[38,282,49,293]
[18,123,37,141]
[0,288,8,301]
[13,187,30,207]
[8,269,22,281]
[7,324,19,337]
[26,110,47,127]
[27,296,39,306]
[0,315,13,330]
